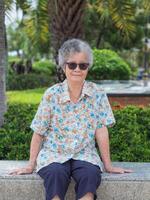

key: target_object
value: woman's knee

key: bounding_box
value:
[73,163,101,185]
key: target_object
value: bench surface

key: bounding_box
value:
[0,161,150,181]
[0,161,150,200]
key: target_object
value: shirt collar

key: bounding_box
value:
[59,79,93,104]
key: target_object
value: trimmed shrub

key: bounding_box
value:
[0,104,150,161]
[7,58,57,90]
[7,73,55,90]
[0,104,36,160]
[32,60,56,75]
[8,56,23,65]
[88,49,131,80]
[109,106,150,162]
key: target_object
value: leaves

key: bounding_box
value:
[88,49,131,80]
[0,104,150,161]
[23,0,50,54]
[89,0,137,43]
[140,0,150,13]
[109,106,150,162]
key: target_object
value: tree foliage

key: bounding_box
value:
[23,0,50,56]
[48,0,87,81]
[5,0,150,74]
[88,0,137,47]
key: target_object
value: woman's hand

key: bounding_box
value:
[9,164,34,175]
[105,165,133,174]
[95,127,133,174]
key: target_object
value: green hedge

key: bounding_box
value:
[0,104,35,159]
[88,49,131,80]
[0,104,150,161]
[7,59,57,90]
[32,60,56,75]
[109,106,150,162]
[7,73,55,90]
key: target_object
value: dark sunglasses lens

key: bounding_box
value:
[79,63,89,70]
[67,63,77,70]
[66,62,89,70]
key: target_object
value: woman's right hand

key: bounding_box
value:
[9,164,35,175]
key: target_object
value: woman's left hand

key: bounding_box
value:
[105,166,133,174]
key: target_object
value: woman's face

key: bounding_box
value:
[64,52,89,84]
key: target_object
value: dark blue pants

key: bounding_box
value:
[38,159,101,200]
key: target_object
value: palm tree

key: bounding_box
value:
[0,0,7,126]
[89,0,137,48]
[23,0,50,59]
[48,0,87,81]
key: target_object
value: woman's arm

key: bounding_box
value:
[9,133,43,175]
[95,126,132,173]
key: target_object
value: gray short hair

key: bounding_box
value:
[58,38,93,69]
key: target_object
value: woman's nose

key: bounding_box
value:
[74,65,81,71]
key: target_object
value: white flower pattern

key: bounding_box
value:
[30,79,115,172]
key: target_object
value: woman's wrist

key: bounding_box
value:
[28,161,36,169]
[103,161,112,171]
[104,165,113,172]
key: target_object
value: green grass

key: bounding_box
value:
[7,88,46,104]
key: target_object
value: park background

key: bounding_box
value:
[0,0,150,162]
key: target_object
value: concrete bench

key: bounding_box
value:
[0,161,150,200]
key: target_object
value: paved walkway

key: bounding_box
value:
[94,80,150,95]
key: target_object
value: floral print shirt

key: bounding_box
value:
[30,79,115,172]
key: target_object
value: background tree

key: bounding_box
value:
[23,0,50,60]
[48,0,87,81]
[5,0,34,74]
[87,0,137,49]
[0,0,7,126]
[5,0,150,80]
[7,22,28,58]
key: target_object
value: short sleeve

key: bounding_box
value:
[30,91,51,136]
[97,93,116,129]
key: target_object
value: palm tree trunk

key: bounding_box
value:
[0,0,7,127]
[48,0,86,82]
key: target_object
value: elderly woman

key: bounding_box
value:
[10,39,132,200]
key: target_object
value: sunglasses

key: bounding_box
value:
[65,62,89,70]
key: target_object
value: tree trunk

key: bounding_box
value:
[96,29,103,49]
[48,0,86,82]
[0,0,7,127]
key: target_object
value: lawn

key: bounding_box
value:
[6,88,46,104]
